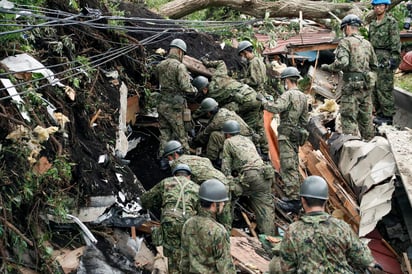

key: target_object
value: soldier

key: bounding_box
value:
[192,97,254,165]
[194,60,267,157]
[369,0,401,125]
[156,38,197,155]
[273,175,382,273]
[321,14,378,140]
[237,40,268,96]
[140,164,199,274]
[259,67,308,214]
[180,179,236,273]
[162,139,233,230]
[221,120,276,236]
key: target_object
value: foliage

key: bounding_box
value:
[0,140,75,271]
[105,0,125,28]
[395,72,412,92]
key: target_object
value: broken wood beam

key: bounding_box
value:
[183,55,212,77]
[241,211,258,238]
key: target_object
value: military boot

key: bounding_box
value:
[373,115,393,126]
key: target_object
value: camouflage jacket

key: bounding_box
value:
[156,54,197,96]
[170,154,228,188]
[198,108,253,140]
[326,34,378,74]
[221,134,264,176]
[263,87,308,133]
[369,14,401,66]
[140,175,199,224]
[205,60,256,106]
[180,208,236,274]
[280,211,374,273]
[243,55,267,93]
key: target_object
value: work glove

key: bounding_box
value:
[388,58,398,70]
[200,56,210,66]
[256,93,267,104]
[320,64,330,71]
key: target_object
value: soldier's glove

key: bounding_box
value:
[256,93,268,105]
[388,58,398,70]
[200,56,210,66]
[320,64,330,72]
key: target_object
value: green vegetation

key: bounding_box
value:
[395,73,412,92]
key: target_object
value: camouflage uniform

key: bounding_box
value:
[194,107,253,161]
[323,33,378,140]
[222,134,275,236]
[203,60,265,150]
[140,175,199,274]
[369,14,401,117]
[241,55,269,155]
[170,154,233,230]
[242,55,268,95]
[263,87,308,200]
[279,211,374,273]
[156,53,197,154]
[180,208,236,273]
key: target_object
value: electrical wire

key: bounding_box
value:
[0,4,253,100]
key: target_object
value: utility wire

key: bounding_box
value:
[0,29,170,100]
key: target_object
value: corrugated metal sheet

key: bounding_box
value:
[255,30,338,55]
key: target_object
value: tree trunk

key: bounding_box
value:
[157,0,362,20]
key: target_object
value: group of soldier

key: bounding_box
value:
[138,0,399,271]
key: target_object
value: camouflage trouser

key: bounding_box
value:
[341,86,374,140]
[225,95,268,154]
[206,131,225,160]
[241,169,275,236]
[278,136,301,200]
[269,255,282,274]
[158,100,190,155]
[373,68,395,117]
[161,221,184,274]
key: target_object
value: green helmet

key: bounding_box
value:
[163,140,183,157]
[170,38,187,53]
[340,14,362,30]
[280,66,301,79]
[300,175,329,200]
[237,40,253,55]
[199,179,229,202]
[192,76,209,91]
[172,163,191,176]
[222,120,240,134]
[199,97,218,113]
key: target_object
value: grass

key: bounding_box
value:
[394,72,412,93]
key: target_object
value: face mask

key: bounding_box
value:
[241,56,248,63]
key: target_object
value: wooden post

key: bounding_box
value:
[241,211,258,237]
[131,226,136,240]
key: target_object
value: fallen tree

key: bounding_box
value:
[157,0,363,20]
[156,0,405,22]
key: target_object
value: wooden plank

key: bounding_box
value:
[264,110,280,171]
[230,237,270,273]
[403,252,412,274]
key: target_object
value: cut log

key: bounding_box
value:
[183,55,212,77]
[157,0,361,20]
